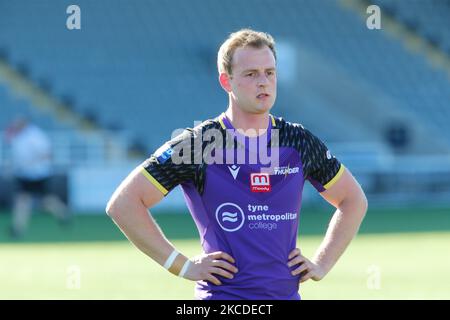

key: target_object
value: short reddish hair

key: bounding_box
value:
[217,29,277,75]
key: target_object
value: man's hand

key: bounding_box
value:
[287,248,326,283]
[183,251,238,286]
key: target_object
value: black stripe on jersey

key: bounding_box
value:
[142,115,342,196]
[272,117,342,189]
[142,119,222,195]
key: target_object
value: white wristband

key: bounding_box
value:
[163,250,179,270]
[178,260,191,278]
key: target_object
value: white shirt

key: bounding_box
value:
[10,124,52,180]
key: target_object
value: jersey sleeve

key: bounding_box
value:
[300,128,345,193]
[140,128,200,196]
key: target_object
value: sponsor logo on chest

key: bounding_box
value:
[273,166,300,176]
[250,173,271,193]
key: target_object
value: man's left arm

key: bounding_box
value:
[288,167,368,282]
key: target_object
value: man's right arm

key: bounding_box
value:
[105,165,238,285]
[106,165,176,267]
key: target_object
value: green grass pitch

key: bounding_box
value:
[0,207,449,299]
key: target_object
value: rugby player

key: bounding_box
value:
[106,29,367,299]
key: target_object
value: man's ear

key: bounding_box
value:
[219,73,232,93]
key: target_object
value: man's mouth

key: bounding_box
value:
[257,93,270,99]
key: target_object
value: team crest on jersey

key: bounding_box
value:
[154,144,174,164]
[250,173,271,193]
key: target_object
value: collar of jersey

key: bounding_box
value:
[218,112,274,149]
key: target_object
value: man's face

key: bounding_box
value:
[226,46,277,114]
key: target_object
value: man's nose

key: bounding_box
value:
[257,74,270,86]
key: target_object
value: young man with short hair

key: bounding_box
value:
[106,29,367,300]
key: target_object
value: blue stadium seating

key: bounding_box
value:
[0,0,449,154]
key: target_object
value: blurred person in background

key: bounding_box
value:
[4,116,71,239]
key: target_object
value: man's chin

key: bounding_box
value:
[236,101,274,114]
[253,103,274,114]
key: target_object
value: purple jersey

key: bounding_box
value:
[142,113,344,300]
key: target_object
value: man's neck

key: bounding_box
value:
[224,106,269,137]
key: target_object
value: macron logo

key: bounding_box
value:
[228,165,240,180]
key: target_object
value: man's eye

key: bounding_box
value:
[246,73,254,77]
